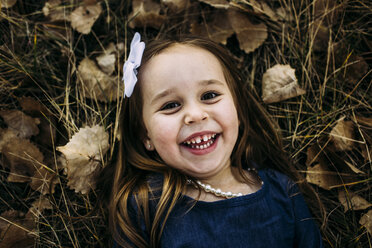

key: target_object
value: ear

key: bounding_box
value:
[144,139,155,151]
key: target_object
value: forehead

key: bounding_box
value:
[148,43,221,65]
[138,44,226,90]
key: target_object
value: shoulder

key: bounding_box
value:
[258,168,293,185]
[258,168,300,197]
[128,172,163,206]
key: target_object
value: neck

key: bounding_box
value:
[186,166,262,202]
[197,165,247,188]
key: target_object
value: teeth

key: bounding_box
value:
[183,134,218,148]
[189,139,214,149]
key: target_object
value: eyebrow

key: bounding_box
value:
[201,79,225,87]
[151,89,175,105]
[150,79,225,105]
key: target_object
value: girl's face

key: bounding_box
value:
[140,44,239,180]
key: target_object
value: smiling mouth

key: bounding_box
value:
[182,133,218,150]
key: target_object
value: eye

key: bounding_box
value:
[160,102,181,111]
[201,91,220,101]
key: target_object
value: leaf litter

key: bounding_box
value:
[0,0,371,246]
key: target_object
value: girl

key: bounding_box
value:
[100,33,324,248]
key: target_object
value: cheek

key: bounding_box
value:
[219,101,239,127]
[149,118,179,147]
[151,120,180,164]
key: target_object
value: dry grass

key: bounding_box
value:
[0,0,371,247]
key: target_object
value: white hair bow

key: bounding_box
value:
[122,32,145,98]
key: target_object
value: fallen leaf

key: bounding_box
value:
[311,20,330,52]
[0,128,17,151]
[361,145,372,164]
[0,127,55,194]
[116,42,125,54]
[162,0,189,11]
[227,9,267,54]
[190,9,234,45]
[19,97,56,148]
[261,64,306,103]
[96,42,126,75]
[128,0,166,29]
[338,190,372,212]
[305,144,359,190]
[101,42,125,57]
[70,2,102,34]
[314,0,343,27]
[311,0,344,52]
[330,116,355,151]
[31,196,53,212]
[57,125,109,194]
[36,117,57,148]
[248,0,278,21]
[355,116,372,164]
[355,116,372,128]
[42,0,70,22]
[331,43,369,84]
[276,5,293,22]
[306,163,342,190]
[359,209,372,235]
[104,42,118,54]
[0,210,35,248]
[1,135,44,183]
[28,197,53,220]
[77,57,122,102]
[19,97,50,115]
[0,0,17,8]
[30,165,57,195]
[96,53,116,75]
[344,54,369,84]
[0,110,40,139]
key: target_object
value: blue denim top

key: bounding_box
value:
[115,169,324,248]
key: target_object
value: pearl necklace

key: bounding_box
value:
[187,168,263,199]
[193,180,243,198]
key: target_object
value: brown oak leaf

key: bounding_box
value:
[70,2,102,34]
[330,116,355,151]
[0,110,40,139]
[57,125,109,194]
[359,210,372,235]
[227,9,267,54]
[1,134,44,183]
[190,9,234,45]
[338,190,372,212]
[42,0,71,22]
[1,0,17,8]
[77,57,122,102]
[261,64,306,103]
[0,210,35,248]
[128,0,166,29]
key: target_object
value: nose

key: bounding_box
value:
[184,104,208,125]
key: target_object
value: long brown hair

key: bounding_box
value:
[99,35,324,247]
